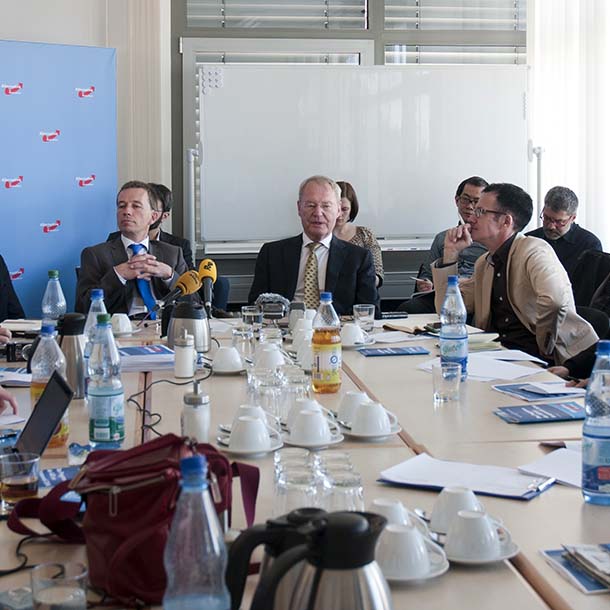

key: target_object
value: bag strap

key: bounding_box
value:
[231,461,260,528]
[7,480,85,543]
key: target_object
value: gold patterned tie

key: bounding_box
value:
[304,242,321,309]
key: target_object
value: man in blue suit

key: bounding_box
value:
[248,175,378,315]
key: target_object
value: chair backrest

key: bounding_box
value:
[571,250,610,307]
[576,305,610,340]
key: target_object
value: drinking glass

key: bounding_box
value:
[353,304,375,332]
[241,305,263,333]
[273,469,320,516]
[323,470,364,512]
[432,361,461,404]
[30,562,88,610]
[232,325,255,366]
[0,452,40,514]
[259,327,284,347]
[278,374,311,423]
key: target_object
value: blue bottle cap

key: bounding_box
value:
[180,454,208,476]
[447,275,458,285]
[320,292,332,301]
[597,340,610,356]
[91,288,104,300]
[40,324,56,335]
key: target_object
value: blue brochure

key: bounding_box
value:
[494,401,585,424]
[358,346,430,357]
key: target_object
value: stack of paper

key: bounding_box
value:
[118,344,175,372]
[542,544,610,594]
[518,448,581,487]
[493,382,585,402]
[0,367,32,387]
[418,355,544,382]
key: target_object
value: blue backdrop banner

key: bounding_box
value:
[0,39,117,317]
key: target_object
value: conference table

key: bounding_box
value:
[0,315,605,610]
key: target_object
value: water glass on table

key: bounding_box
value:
[353,304,375,332]
[30,562,88,610]
[241,305,263,333]
[432,361,461,405]
[0,452,40,514]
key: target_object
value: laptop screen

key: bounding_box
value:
[15,371,74,455]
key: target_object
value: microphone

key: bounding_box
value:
[153,270,202,312]
[198,259,217,316]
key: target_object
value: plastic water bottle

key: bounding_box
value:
[41,270,67,320]
[440,275,468,381]
[312,292,342,394]
[582,340,610,505]
[87,313,125,448]
[163,455,230,610]
[30,323,69,449]
[83,289,107,389]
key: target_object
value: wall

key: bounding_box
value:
[0,0,172,188]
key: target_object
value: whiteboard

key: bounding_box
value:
[198,65,528,245]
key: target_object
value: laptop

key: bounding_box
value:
[1,370,74,455]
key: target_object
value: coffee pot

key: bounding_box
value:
[56,313,86,399]
[166,302,210,353]
[228,511,392,610]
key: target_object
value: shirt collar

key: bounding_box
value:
[559,222,578,243]
[491,232,517,267]
[302,233,333,250]
[121,235,150,252]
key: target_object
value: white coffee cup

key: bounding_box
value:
[340,323,366,346]
[292,328,313,353]
[288,308,305,331]
[445,510,512,561]
[286,398,334,431]
[289,410,339,446]
[429,486,484,534]
[229,415,272,453]
[232,404,278,432]
[376,523,444,580]
[369,498,427,533]
[255,344,287,370]
[337,391,371,424]
[350,401,398,436]
[111,313,132,334]
[304,309,317,321]
[213,346,244,373]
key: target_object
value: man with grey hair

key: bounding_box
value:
[248,175,378,315]
[526,186,602,279]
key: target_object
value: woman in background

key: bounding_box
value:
[333,181,384,287]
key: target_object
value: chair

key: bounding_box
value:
[576,305,610,340]
[571,250,610,307]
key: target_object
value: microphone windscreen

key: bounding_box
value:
[176,270,202,295]
[198,258,217,283]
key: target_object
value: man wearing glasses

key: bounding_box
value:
[248,175,378,315]
[431,183,598,366]
[399,176,488,314]
[525,186,602,280]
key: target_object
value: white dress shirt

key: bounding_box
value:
[293,233,333,302]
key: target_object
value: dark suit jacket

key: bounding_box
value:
[0,255,25,321]
[248,235,379,316]
[76,239,188,314]
[108,229,194,269]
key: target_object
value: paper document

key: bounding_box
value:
[518,448,581,487]
[520,381,586,397]
[0,319,41,333]
[475,350,547,364]
[379,453,554,500]
[418,355,543,382]
[374,331,422,344]
[0,414,25,426]
[493,383,584,402]
[0,370,32,387]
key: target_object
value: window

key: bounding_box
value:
[386,44,526,64]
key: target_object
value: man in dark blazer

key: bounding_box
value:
[0,255,25,324]
[76,181,187,315]
[248,175,378,315]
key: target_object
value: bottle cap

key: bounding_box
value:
[48,270,59,279]
[175,328,194,348]
[320,292,332,301]
[597,340,610,356]
[97,313,112,325]
[91,288,104,300]
[447,275,458,285]
[180,454,208,477]
[40,324,56,335]
[184,380,210,407]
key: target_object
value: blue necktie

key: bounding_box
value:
[128,243,157,320]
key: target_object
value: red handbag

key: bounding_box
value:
[8,434,260,606]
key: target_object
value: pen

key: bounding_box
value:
[535,477,556,493]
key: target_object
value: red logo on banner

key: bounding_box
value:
[40,129,61,142]
[41,219,61,233]
[2,82,23,95]
[76,86,95,98]
[10,268,25,280]
[2,176,23,189]
[76,174,96,187]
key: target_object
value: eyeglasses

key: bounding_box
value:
[300,201,336,213]
[473,207,506,218]
[539,211,573,227]
[458,194,480,207]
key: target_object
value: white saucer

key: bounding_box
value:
[282,434,344,450]
[341,422,402,442]
[384,541,449,584]
[113,328,142,338]
[213,367,246,376]
[446,541,519,565]
[342,337,376,350]
[216,435,283,458]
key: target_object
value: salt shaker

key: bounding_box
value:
[174,328,195,378]
[181,380,210,442]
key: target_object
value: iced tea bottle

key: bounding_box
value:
[312,292,341,394]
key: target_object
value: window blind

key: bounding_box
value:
[385,0,525,30]
[385,44,526,64]
[194,51,360,64]
[186,0,367,29]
